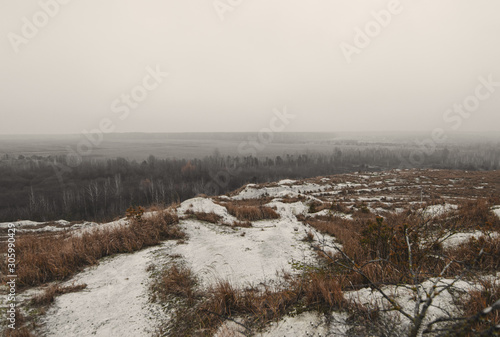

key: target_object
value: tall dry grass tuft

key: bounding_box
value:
[184,210,222,224]
[224,203,279,222]
[302,271,346,311]
[455,198,500,231]
[150,264,197,306]
[0,208,182,288]
[152,262,349,336]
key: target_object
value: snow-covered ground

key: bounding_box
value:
[4,170,499,336]
[173,200,331,288]
[37,243,175,337]
[231,182,329,200]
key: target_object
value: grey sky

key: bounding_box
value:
[1,0,499,134]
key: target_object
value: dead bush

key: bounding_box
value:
[459,279,500,334]
[455,199,500,231]
[447,235,500,274]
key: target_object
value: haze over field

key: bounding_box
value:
[1,1,500,135]
[2,3,500,336]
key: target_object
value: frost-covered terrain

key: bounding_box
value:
[1,169,499,336]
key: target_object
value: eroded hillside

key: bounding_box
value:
[1,169,499,337]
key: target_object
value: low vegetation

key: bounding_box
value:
[184,210,222,224]
[30,283,87,306]
[0,207,183,288]
[150,263,349,336]
[296,198,500,336]
[3,169,500,336]
[224,203,279,222]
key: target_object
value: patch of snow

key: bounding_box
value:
[268,201,309,218]
[278,179,296,185]
[258,311,348,336]
[177,197,237,224]
[308,209,331,217]
[39,245,172,337]
[346,278,475,332]
[442,231,499,249]
[173,217,315,288]
[232,183,328,200]
[422,204,457,217]
[0,220,42,229]
[173,201,335,288]
[492,206,500,219]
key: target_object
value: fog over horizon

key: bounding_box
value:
[1,0,500,135]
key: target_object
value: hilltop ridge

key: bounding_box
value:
[1,169,500,336]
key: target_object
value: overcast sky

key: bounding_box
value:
[1,0,499,134]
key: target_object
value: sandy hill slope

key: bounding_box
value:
[1,169,499,336]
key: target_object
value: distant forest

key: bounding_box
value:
[1,143,499,222]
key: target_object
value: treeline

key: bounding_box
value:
[0,143,499,222]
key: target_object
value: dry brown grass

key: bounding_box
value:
[184,210,222,224]
[302,195,500,291]
[279,195,307,203]
[302,216,365,260]
[224,203,279,222]
[459,279,500,335]
[225,221,252,228]
[446,235,500,274]
[454,199,500,231]
[150,264,197,306]
[0,208,182,288]
[302,271,345,311]
[308,201,329,213]
[31,283,87,306]
[214,198,274,207]
[2,308,37,337]
[152,263,349,336]
[303,212,463,288]
[4,328,36,337]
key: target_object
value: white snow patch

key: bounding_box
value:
[258,311,348,336]
[492,206,500,219]
[308,209,331,217]
[173,217,315,288]
[39,245,167,337]
[422,204,457,217]
[0,220,42,228]
[278,179,296,185]
[232,183,328,200]
[442,231,499,249]
[177,197,237,224]
[346,278,475,332]
[173,201,334,288]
